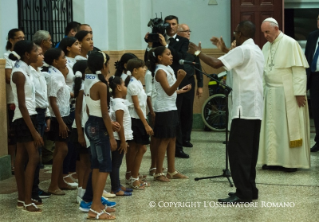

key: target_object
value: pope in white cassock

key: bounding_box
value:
[258,18,310,171]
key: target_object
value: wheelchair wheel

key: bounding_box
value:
[201,94,227,131]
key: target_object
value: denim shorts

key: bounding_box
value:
[85,116,112,172]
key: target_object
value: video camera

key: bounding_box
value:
[147,13,169,43]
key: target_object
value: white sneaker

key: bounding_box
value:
[76,195,82,204]
[103,190,116,198]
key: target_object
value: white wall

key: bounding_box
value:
[0,0,231,55]
[0,0,18,57]
[73,0,231,51]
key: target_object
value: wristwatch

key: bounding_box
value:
[194,50,201,56]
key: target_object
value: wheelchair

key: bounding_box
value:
[202,73,228,132]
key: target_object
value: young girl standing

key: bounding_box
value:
[44,48,74,194]
[125,58,153,189]
[84,51,117,220]
[109,76,133,196]
[148,46,190,182]
[10,40,43,213]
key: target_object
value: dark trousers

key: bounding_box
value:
[63,110,77,174]
[310,73,319,143]
[176,78,195,152]
[32,108,46,195]
[82,172,93,202]
[110,140,124,193]
[228,118,261,200]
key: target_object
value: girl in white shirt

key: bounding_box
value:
[29,45,51,200]
[84,52,116,220]
[59,37,82,187]
[43,48,74,195]
[71,60,91,203]
[114,53,137,82]
[74,31,93,61]
[125,58,153,190]
[10,40,43,213]
[4,28,25,172]
[148,46,190,182]
[109,76,133,196]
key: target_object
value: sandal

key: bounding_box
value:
[104,206,116,213]
[167,171,189,179]
[111,190,132,196]
[17,200,24,209]
[22,203,42,213]
[120,185,133,193]
[63,174,78,187]
[87,208,116,220]
[48,189,65,195]
[154,173,170,182]
[139,173,147,182]
[129,177,145,190]
[149,168,156,176]
[125,171,131,185]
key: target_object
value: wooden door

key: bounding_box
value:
[231,0,283,48]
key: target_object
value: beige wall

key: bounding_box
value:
[0,59,8,157]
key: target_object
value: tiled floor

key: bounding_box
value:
[0,128,318,222]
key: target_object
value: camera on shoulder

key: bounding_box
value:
[147,13,169,43]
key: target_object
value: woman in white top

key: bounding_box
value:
[125,58,153,190]
[43,48,74,195]
[114,53,137,81]
[10,40,43,213]
[4,28,25,172]
[84,52,116,220]
[109,76,133,196]
[74,30,93,61]
[148,46,190,182]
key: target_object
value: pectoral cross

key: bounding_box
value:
[269,60,275,71]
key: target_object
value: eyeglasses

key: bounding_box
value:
[14,36,25,40]
[179,30,191,33]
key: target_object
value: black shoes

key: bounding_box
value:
[218,195,252,203]
[175,150,189,158]
[228,192,258,200]
[183,141,193,147]
[38,189,51,199]
[262,165,297,172]
[311,143,319,152]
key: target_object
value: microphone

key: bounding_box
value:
[179,59,199,66]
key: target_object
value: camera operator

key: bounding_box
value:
[176,23,203,149]
[144,15,190,158]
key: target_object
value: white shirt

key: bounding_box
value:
[66,56,76,68]
[30,66,49,109]
[218,38,264,120]
[4,50,15,104]
[126,76,147,119]
[84,74,102,118]
[75,55,88,61]
[165,33,177,46]
[110,98,133,141]
[11,60,37,121]
[144,70,157,109]
[120,71,131,82]
[154,64,177,112]
[46,66,70,117]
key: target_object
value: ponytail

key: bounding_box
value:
[148,46,166,77]
[73,60,87,98]
[114,53,137,77]
[108,76,123,97]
